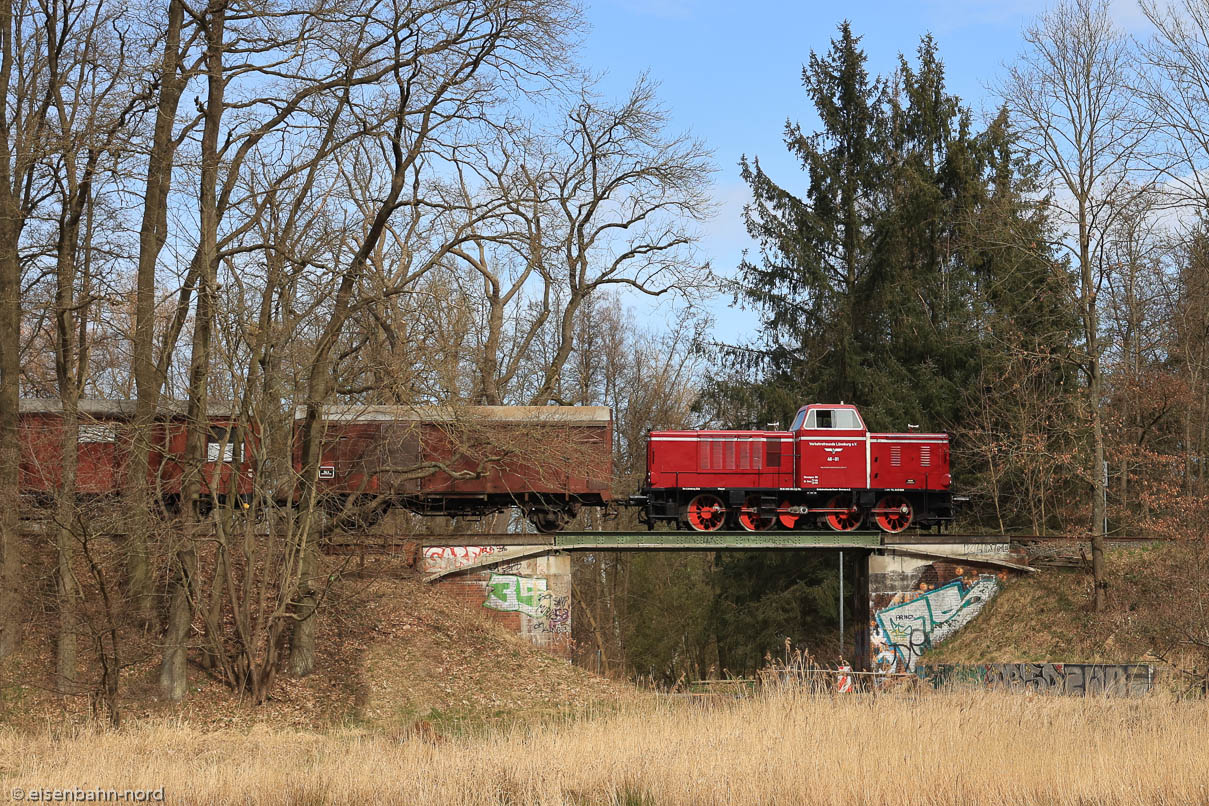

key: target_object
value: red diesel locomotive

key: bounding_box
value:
[633,403,953,533]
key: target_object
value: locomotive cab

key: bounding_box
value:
[793,404,868,491]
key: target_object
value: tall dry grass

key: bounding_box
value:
[2,690,1207,805]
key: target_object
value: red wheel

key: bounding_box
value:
[738,495,776,532]
[873,495,913,533]
[778,499,800,530]
[686,493,727,532]
[823,494,861,532]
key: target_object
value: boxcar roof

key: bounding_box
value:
[19,400,612,425]
[19,399,243,417]
[21,399,144,417]
[295,404,612,425]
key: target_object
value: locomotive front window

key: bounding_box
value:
[806,409,833,428]
[790,409,807,431]
[834,409,863,429]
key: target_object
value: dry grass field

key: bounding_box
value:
[2,690,1207,805]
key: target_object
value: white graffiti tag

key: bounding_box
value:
[483,574,548,617]
[421,545,506,572]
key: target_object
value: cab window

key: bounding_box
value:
[804,408,863,429]
[834,409,863,429]
[805,409,832,428]
[790,409,808,430]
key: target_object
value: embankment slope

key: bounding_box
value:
[925,540,1208,681]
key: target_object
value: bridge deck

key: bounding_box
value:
[407,531,1011,550]
[417,531,1037,581]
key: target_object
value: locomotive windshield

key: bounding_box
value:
[803,408,864,429]
[790,409,807,430]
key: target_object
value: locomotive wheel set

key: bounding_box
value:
[17,401,953,534]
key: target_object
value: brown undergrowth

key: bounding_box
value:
[1,689,1206,805]
[0,553,627,733]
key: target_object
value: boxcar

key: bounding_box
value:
[19,400,149,498]
[300,405,614,531]
[19,399,255,509]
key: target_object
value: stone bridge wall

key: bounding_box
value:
[423,546,572,658]
[869,543,1022,674]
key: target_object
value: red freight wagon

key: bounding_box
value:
[156,408,257,508]
[19,400,255,509]
[18,400,154,497]
[301,405,613,531]
[636,403,953,533]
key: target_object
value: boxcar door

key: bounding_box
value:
[797,407,868,491]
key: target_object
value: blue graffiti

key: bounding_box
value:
[874,576,1000,671]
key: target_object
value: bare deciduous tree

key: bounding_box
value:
[1001,0,1152,610]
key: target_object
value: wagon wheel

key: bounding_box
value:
[686,493,727,532]
[822,494,862,532]
[777,499,800,530]
[528,503,577,534]
[737,494,776,532]
[873,495,913,533]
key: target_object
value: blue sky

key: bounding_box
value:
[576,0,1145,342]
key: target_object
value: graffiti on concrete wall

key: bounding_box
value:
[918,663,1154,696]
[481,574,571,636]
[532,591,570,634]
[422,545,506,573]
[873,575,1001,673]
[483,573,547,617]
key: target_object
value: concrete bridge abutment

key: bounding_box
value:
[412,533,1030,672]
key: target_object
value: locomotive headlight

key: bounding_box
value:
[942,473,951,488]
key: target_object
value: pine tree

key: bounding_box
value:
[706,27,1079,668]
[735,22,888,426]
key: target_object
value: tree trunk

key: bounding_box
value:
[1081,216,1107,612]
[127,0,188,626]
[0,0,23,657]
[0,217,20,657]
[531,292,583,405]
[160,0,223,700]
[158,545,196,700]
[54,395,80,693]
[288,537,316,677]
